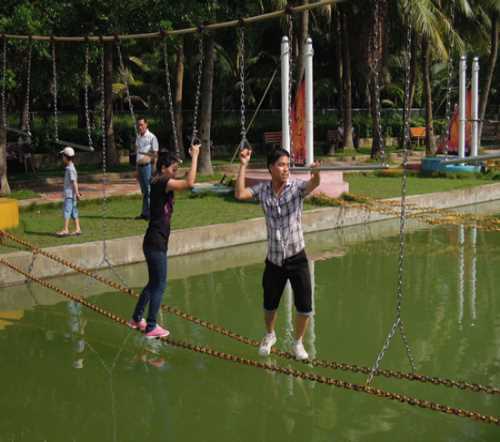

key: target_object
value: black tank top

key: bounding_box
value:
[143,176,174,252]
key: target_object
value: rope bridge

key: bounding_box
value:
[1,231,499,426]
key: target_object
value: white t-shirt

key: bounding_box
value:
[136,129,159,163]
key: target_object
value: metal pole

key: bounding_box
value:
[471,56,480,157]
[305,37,314,165]
[459,55,467,160]
[281,36,290,152]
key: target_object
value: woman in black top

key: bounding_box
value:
[128,144,200,338]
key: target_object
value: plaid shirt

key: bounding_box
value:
[249,179,309,266]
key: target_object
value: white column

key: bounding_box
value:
[459,56,467,160]
[471,57,480,157]
[305,37,314,165]
[281,36,290,152]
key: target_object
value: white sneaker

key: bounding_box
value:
[258,332,277,356]
[293,340,309,361]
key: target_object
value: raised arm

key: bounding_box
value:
[235,148,254,201]
[305,161,321,195]
[167,144,200,191]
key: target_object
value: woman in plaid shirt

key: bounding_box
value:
[235,147,320,360]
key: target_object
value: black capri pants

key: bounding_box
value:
[262,249,313,316]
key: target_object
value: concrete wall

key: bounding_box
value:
[2,183,500,287]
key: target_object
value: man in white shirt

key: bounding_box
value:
[135,118,159,220]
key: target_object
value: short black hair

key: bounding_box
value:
[156,152,180,174]
[137,117,148,124]
[267,147,290,170]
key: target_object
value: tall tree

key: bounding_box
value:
[104,42,118,167]
[479,1,500,140]
[198,34,216,175]
[175,37,185,159]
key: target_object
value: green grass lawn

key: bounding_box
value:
[345,173,489,199]
[0,173,495,254]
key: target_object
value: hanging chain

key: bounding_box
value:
[99,41,108,257]
[444,1,456,157]
[24,38,32,136]
[115,37,137,137]
[238,24,249,149]
[367,5,416,385]
[51,39,59,142]
[1,36,6,128]
[161,36,179,155]
[287,12,294,160]
[371,0,385,161]
[84,42,94,151]
[191,31,204,145]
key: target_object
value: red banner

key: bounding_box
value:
[437,89,472,155]
[291,80,306,165]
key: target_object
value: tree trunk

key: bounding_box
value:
[401,32,418,148]
[369,0,387,159]
[175,38,185,159]
[328,10,343,155]
[422,37,436,154]
[0,125,10,194]
[198,35,215,175]
[341,10,354,150]
[295,0,309,84]
[479,11,499,141]
[104,42,118,167]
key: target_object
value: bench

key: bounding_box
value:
[410,127,426,146]
[482,121,500,145]
[263,131,282,148]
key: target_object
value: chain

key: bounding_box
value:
[443,1,456,157]
[371,0,385,161]
[2,229,500,397]
[99,42,108,259]
[51,39,59,142]
[84,43,94,151]
[24,38,32,136]
[238,24,249,150]
[287,13,294,159]
[1,36,6,128]
[115,37,137,137]
[161,36,179,155]
[191,31,204,145]
[1,255,499,426]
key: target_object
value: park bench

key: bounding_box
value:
[482,121,500,145]
[263,131,282,148]
[410,127,426,147]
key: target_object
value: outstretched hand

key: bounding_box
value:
[239,147,252,166]
[308,161,321,174]
[189,144,201,158]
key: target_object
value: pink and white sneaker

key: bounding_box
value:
[144,325,170,339]
[128,318,147,332]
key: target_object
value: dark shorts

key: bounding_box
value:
[262,250,313,316]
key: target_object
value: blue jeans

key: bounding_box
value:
[137,163,152,218]
[132,249,167,332]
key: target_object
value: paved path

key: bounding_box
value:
[17,177,141,207]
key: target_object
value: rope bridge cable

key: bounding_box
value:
[2,0,345,42]
[0,256,499,426]
[1,230,499,396]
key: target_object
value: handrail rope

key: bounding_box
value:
[0,255,499,426]
[2,0,343,42]
[1,230,499,396]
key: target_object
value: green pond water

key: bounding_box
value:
[1,220,500,441]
